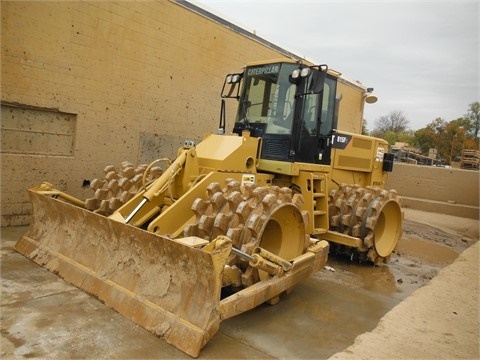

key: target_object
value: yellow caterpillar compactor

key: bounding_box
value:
[15,59,403,357]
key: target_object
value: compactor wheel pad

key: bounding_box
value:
[185,180,309,287]
[85,162,163,215]
[328,184,403,265]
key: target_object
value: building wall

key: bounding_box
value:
[0,1,280,226]
[336,81,362,134]
[1,1,371,226]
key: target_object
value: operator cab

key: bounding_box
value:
[223,61,337,165]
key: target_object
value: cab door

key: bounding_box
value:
[295,76,337,165]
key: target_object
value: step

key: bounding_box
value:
[311,228,328,235]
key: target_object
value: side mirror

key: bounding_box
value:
[308,69,326,94]
[294,64,328,97]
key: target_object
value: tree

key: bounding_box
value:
[414,118,448,158]
[373,110,410,134]
[464,102,480,146]
[402,103,478,164]
[377,129,415,147]
[413,116,475,164]
[361,119,369,135]
[444,120,466,163]
[370,111,412,146]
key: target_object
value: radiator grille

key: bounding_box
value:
[262,138,291,160]
[337,155,371,170]
[352,137,372,150]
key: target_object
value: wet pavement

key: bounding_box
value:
[1,210,476,359]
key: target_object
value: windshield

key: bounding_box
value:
[236,63,298,135]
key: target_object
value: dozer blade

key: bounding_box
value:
[14,189,230,358]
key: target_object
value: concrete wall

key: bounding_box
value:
[386,163,479,219]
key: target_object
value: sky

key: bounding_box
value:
[193,0,479,131]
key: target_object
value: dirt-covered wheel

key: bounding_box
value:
[184,179,310,289]
[85,161,164,215]
[328,183,403,265]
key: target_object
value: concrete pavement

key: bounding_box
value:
[329,241,479,359]
[1,210,478,359]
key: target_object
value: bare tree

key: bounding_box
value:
[374,110,410,134]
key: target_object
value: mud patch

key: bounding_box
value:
[403,218,475,252]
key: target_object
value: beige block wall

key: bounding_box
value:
[0,1,287,226]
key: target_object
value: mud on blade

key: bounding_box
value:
[14,190,229,358]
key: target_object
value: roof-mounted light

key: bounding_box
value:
[226,74,241,84]
[290,67,312,83]
[300,67,311,77]
[291,69,301,79]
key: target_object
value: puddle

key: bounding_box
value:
[313,232,463,309]
[395,235,459,265]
